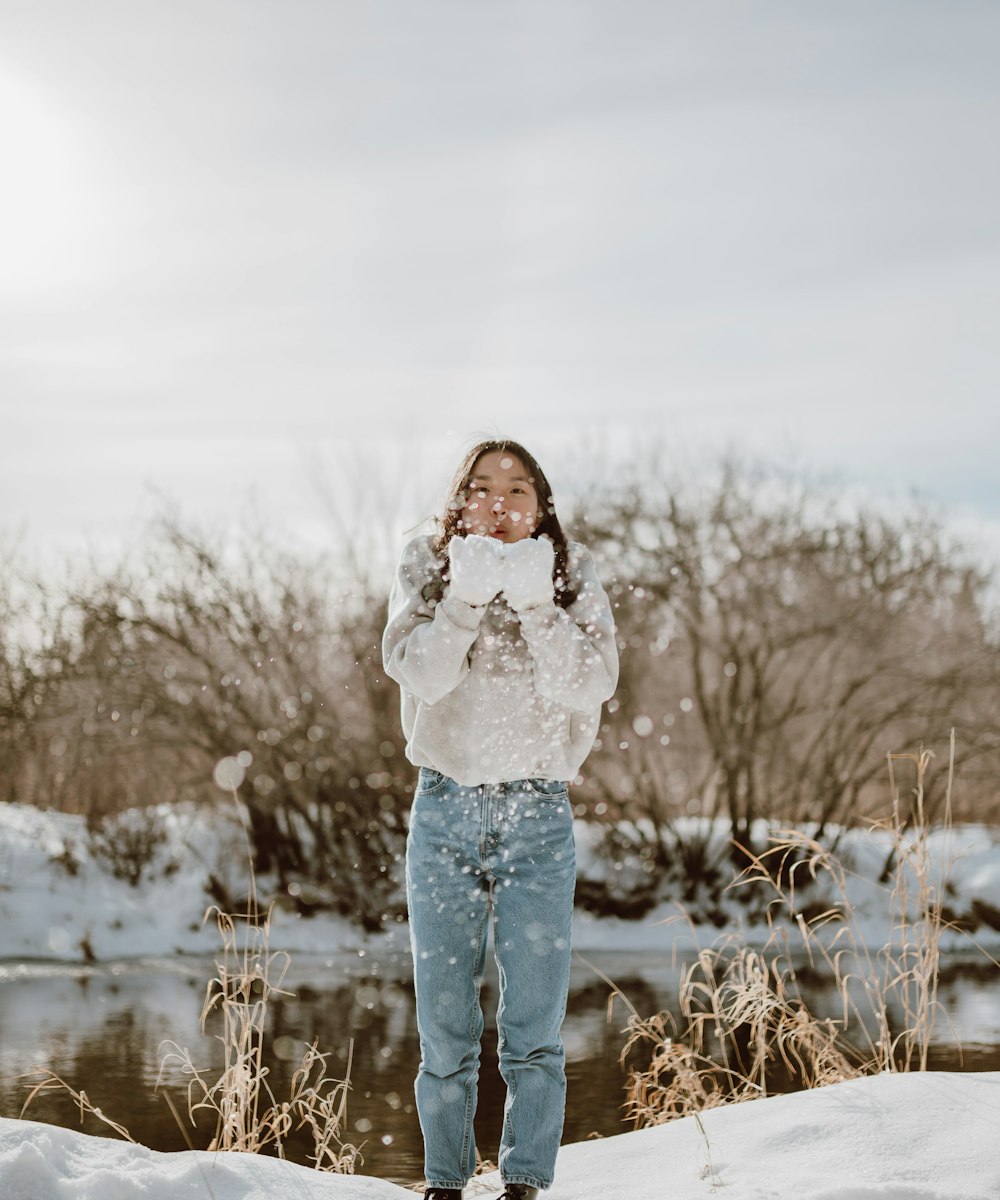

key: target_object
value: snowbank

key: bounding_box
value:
[1,1071,998,1199]
[0,801,365,962]
[2,802,1000,963]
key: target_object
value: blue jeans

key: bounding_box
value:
[405,766,576,1192]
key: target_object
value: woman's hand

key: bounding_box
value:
[503,535,555,612]
[447,534,506,606]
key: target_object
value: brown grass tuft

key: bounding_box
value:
[613,729,996,1129]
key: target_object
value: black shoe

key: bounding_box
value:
[424,1190,462,1200]
[495,1187,539,1200]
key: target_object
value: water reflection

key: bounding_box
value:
[1,951,998,1186]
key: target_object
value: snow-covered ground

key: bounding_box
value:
[2,1070,998,1199]
[2,800,1000,962]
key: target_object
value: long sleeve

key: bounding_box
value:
[382,535,487,707]
[515,543,619,713]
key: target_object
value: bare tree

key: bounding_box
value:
[7,515,406,925]
[575,450,999,875]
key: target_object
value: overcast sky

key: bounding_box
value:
[2,0,999,566]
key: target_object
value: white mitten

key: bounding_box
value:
[447,534,506,607]
[503,535,556,612]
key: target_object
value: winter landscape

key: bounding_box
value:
[6,1,1000,1197]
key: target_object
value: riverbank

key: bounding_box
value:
[2,799,1000,962]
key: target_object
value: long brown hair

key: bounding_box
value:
[421,439,578,611]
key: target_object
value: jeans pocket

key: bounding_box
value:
[415,766,449,797]
[523,777,570,801]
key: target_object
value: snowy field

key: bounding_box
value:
[1,1070,998,1199]
[2,801,1000,962]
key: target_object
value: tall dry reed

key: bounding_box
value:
[22,786,362,1175]
[156,785,362,1170]
[614,730,994,1128]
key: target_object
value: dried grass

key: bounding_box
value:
[157,901,361,1171]
[613,729,995,1129]
[19,1070,137,1141]
[21,787,362,1176]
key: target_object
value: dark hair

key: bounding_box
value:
[421,438,578,610]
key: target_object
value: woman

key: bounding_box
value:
[382,438,619,1199]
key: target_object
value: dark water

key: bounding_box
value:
[1,949,998,1186]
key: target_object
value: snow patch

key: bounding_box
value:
[2,1072,998,1199]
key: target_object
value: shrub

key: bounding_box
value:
[86,806,178,888]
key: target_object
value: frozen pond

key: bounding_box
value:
[1,950,999,1186]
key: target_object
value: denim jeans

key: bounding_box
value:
[405,766,576,1192]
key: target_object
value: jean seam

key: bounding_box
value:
[505,1058,517,1160]
[459,899,490,1179]
[479,794,487,862]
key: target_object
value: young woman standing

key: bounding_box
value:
[382,438,619,1200]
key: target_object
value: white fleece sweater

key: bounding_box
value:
[381,533,620,787]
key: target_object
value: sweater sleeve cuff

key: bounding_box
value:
[439,593,488,631]
[514,598,560,631]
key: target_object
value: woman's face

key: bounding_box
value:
[458,450,540,543]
